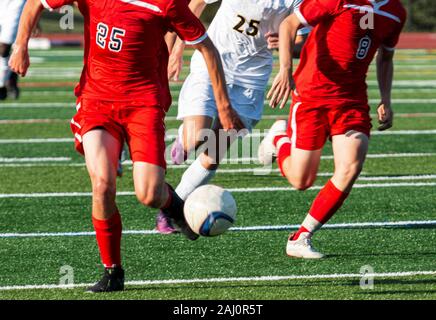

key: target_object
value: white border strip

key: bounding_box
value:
[1,182,436,199]
[1,220,435,239]
[0,270,434,291]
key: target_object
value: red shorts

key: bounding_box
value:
[71,98,167,169]
[287,93,372,151]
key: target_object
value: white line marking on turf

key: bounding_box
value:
[2,112,436,125]
[2,99,436,109]
[0,220,434,239]
[0,270,434,291]
[0,103,72,108]
[0,153,435,168]
[1,182,436,199]
[0,157,70,163]
[4,129,435,145]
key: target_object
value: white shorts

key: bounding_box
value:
[0,0,26,45]
[177,73,264,131]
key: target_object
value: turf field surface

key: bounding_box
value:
[0,49,435,300]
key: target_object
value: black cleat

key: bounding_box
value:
[86,267,125,293]
[0,87,6,100]
[162,185,199,241]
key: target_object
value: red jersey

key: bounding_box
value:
[41,0,206,110]
[293,0,406,102]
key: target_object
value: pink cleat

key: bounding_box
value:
[171,136,187,165]
[171,124,187,165]
[155,211,179,234]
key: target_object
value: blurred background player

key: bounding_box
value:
[156,0,309,234]
[10,0,242,292]
[0,0,26,100]
[260,0,406,258]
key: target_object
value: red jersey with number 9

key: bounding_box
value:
[41,0,206,110]
[293,0,406,103]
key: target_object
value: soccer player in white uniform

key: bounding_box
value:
[0,0,26,100]
[156,0,309,233]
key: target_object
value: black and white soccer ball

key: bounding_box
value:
[184,185,237,237]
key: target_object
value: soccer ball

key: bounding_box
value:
[184,185,237,237]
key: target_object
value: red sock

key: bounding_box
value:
[293,180,349,240]
[273,134,291,177]
[92,211,122,268]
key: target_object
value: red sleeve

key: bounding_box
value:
[165,0,207,45]
[295,0,341,28]
[40,0,77,11]
[382,10,407,50]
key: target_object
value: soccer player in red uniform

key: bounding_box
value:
[10,0,244,292]
[259,0,406,258]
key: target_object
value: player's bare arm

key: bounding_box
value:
[267,13,301,109]
[8,0,43,77]
[376,46,395,131]
[168,0,208,81]
[193,36,245,132]
[265,31,307,58]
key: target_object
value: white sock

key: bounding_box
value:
[175,156,216,200]
[0,56,10,87]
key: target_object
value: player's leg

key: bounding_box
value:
[82,129,125,292]
[171,115,214,165]
[0,0,25,100]
[287,131,368,258]
[0,43,12,100]
[6,71,20,100]
[126,105,198,240]
[175,84,260,201]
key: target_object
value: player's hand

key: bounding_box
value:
[377,102,394,131]
[267,68,294,109]
[9,44,30,77]
[265,32,279,50]
[219,107,245,132]
[168,51,183,81]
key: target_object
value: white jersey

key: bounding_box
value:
[0,0,26,44]
[190,0,307,90]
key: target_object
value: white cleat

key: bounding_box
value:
[258,120,287,166]
[286,232,325,259]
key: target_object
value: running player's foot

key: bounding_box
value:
[258,120,287,165]
[86,266,125,293]
[171,124,187,165]
[169,213,199,240]
[155,210,179,234]
[286,232,325,259]
[0,87,7,100]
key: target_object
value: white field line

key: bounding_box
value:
[1,182,436,199]
[3,112,436,125]
[0,157,70,163]
[0,153,435,168]
[0,220,434,239]
[0,270,435,291]
[19,88,436,96]
[3,99,436,109]
[1,129,436,145]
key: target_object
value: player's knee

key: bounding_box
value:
[0,44,12,57]
[335,161,363,182]
[288,176,316,191]
[136,185,166,208]
[91,176,116,201]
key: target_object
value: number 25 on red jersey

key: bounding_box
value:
[96,22,126,52]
